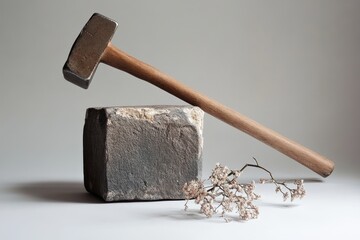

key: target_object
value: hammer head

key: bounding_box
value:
[63,13,118,89]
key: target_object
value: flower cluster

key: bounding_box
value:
[210,163,231,186]
[183,158,306,222]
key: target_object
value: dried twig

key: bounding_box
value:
[183,158,306,221]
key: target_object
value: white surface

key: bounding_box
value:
[1,173,359,239]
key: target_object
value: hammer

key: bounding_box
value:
[63,13,334,177]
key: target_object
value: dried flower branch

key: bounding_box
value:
[183,158,305,221]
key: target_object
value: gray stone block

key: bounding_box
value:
[83,105,204,201]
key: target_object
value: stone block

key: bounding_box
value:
[83,105,204,201]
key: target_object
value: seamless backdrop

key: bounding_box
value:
[1,0,359,179]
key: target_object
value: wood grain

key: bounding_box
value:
[101,42,334,177]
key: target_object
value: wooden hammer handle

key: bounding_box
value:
[101,43,334,177]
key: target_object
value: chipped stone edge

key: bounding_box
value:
[114,107,171,122]
[183,107,204,180]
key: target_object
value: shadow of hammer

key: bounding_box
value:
[63,13,334,177]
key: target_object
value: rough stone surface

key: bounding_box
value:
[83,105,204,201]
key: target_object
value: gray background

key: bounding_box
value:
[0,1,359,239]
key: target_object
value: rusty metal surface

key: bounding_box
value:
[63,13,117,89]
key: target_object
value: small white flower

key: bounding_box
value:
[234,170,241,177]
[251,180,256,187]
[200,201,214,217]
[210,163,230,186]
[183,180,204,199]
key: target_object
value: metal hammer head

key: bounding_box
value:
[63,13,118,89]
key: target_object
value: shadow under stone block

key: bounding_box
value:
[83,105,204,201]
